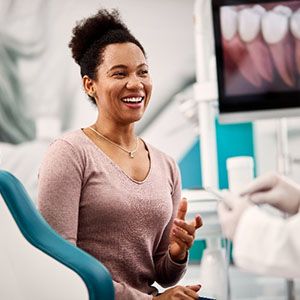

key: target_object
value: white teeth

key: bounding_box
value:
[273,5,292,17]
[262,10,289,44]
[122,97,143,103]
[221,7,238,41]
[252,5,266,15]
[290,9,300,39]
[238,7,263,43]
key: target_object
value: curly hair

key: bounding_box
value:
[68,9,145,104]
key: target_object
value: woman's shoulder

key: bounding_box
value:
[45,129,89,158]
[49,129,89,150]
[56,129,86,144]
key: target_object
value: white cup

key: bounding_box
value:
[226,156,254,194]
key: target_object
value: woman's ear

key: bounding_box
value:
[82,75,96,98]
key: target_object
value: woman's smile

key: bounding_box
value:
[121,94,145,109]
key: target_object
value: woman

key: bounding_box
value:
[38,9,202,299]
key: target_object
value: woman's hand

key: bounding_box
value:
[169,198,202,262]
[153,285,201,299]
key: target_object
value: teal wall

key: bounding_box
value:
[179,120,255,189]
[178,121,255,263]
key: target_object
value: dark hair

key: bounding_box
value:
[68,9,146,104]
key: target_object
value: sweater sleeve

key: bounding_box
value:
[113,281,154,300]
[38,139,83,244]
[153,163,187,287]
[233,206,300,278]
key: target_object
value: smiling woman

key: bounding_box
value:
[37,8,202,300]
[83,42,152,127]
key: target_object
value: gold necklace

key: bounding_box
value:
[88,126,139,158]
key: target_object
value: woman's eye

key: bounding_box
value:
[113,72,126,77]
[140,70,149,76]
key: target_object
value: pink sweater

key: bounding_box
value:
[38,130,187,299]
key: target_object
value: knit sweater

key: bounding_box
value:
[38,129,187,299]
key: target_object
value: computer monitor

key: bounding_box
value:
[212,0,300,123]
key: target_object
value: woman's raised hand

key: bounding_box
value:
[169,198,202,262]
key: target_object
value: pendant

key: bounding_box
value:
[129,151,135,158]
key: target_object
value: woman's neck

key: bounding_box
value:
[92,122,136,147]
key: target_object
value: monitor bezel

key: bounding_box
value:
[212,0,300,123]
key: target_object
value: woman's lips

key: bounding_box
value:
[121,96,144,108]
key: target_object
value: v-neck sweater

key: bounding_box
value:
[38,129,186,299]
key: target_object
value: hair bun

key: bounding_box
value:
[69,9,130,65]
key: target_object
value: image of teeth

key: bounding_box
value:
[221,7,240,73]
[290,8,300,74]
[262,5,295,87]
[238,5,273,83]
[221,6,262,87]
[221,6,238,41]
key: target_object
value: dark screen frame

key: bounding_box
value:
[212,0,300,120]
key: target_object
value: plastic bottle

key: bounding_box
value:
[199,237,228,300]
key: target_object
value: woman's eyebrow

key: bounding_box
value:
[108,64,127,72]
[107,63,149,74]
[138,63,149,68]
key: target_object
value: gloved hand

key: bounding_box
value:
[217,190,252,240]
[240,172,300,215]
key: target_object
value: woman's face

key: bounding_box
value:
[91,42,152,125]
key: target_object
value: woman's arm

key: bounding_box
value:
[153,164,188,287]
[38,139,83,243]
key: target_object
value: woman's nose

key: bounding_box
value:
[126,76,144,90]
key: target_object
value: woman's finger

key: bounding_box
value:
[173,228,194,247]
[174,219,195,235]
[183,286,200,299]
[186,284,201,292]
[192,215,203,229]
[176,198,188,220]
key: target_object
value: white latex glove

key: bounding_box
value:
[240,172,300,215]
[217,190,252,240]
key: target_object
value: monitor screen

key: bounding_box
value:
[212,0,300,123]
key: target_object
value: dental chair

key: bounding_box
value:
[0,170,114,300]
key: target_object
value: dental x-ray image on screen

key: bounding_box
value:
[212,0,300,123]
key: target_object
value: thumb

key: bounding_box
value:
[176,198,188,220]
[249,191,274,205]
[186,284,201,292]
[240,173,276,196]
